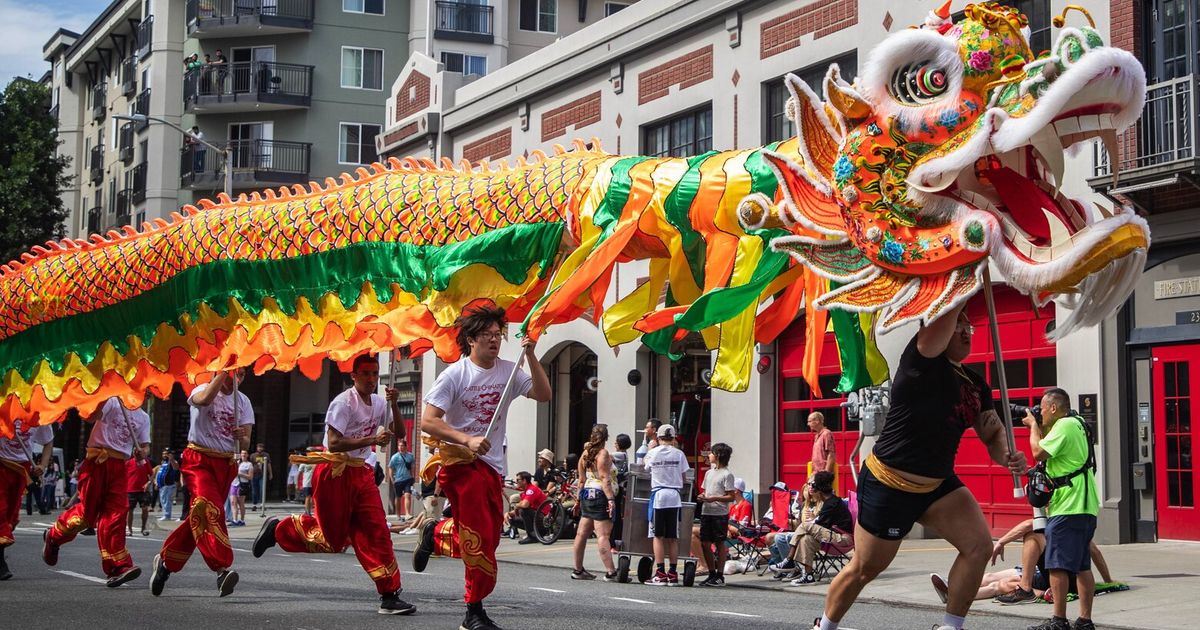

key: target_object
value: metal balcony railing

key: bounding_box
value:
[186,0,315,32]
[121,56,137,96]
[184,61,313,108]
[180,139,311,188]
[130,162,148,203]
[91,84,106,121]
[115,189,132,224]
[86,206,102,234]
[89,145,104,183]
[1093,75,1196,178]
[135,15,153,58]
[119,122,135,163]
[435,2,494,40]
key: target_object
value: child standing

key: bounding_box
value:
[643,424,690,586]
[696,443,737,586]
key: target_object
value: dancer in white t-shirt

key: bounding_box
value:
[0,419,53,580]
[44,396,150,587]
[411,305,551,630]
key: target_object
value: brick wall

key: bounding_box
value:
[760,0,858,59]
[395,72,432,122]
[637,45,714,105]
[383,122,420,147]
[1110,0,1141,170]
[462,128,513,163]
[541,91,602,142]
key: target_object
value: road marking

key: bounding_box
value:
[529,587,565,593]
[310,559,331,563]
[710,611,760,618]
[34,522,52,527]
[55,570,106,584]
[274,553,291,558]
[609,596,653,605]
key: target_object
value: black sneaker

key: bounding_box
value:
[996,586,1038,605]
[1026,617,1071,630]
[149,553,169,596]
[81,527,96,536]
[412,519,437,573]
[517,535,538,545]
[703,574,725,587]
[217,569,239,597]
[603,571,619,582]
[461,602,501,630]
[769,559,796,574]
[1071,618,1096,630]
[106,565,142,588]
[571,569,596,580]
[41,530,59,566]
[0,554,11,580]
[378,591,416,615]
[252,517,279,558]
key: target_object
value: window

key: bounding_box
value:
[440,51,487,76]
[998,0,1051,56]
[763,51,857,144]
[642,107,713,157]
[339,122,382,164]
[343,0,384,15]
[604,2,631,16]
[341,46,384,90]
[519,0,556,33]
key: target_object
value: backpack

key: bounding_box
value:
[1025,416,1095,509]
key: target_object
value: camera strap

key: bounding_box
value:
[1047,416,1096,488]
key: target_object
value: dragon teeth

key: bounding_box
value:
[1030,127,1065,196]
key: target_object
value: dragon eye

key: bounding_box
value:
[890,61,948,105]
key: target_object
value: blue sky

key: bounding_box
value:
[1,0,113,85]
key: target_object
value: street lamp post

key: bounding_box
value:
[114,113,232,199]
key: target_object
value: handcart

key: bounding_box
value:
[614,465,698,586]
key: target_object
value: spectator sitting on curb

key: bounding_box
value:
[504,471,546,545]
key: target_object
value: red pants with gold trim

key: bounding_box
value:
[432,459,503,604]
[160,448,237,573]
[48,457,133,576]
[274,463,400,594]
[0,460,31,548]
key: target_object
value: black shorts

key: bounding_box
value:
[1045,514,1096,573]
[393,479,414,496]
[299,487,311,499]
[580,494,611,521]
[698,514,729,543]
[652,507,680,539]
[127,492,151,509]
[238,481,251,497]
[856,465,964,540]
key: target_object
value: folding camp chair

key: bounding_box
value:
[811,490,857,580]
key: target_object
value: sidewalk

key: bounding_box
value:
[158,504,1195,629]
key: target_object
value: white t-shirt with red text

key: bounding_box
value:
[188,383,255,454]
[0,420,54,463]
[88,397,151,456]
[424,357,531,476]
[324,388,389,461]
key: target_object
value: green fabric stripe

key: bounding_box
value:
[662,151,718,287]
[594,156,651,237]
[829,301,872,394]
[745,143,782,197]
[672,242,790,333]
[2,222,565,379]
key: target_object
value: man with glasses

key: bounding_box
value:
[251,354,413,615]
[411,305,551,630]
[816,303,1027,630]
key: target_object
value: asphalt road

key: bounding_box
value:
[2,523,1037,630]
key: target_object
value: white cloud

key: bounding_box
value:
[0,0,110,85]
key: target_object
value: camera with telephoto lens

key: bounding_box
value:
[1010,404,1042,425]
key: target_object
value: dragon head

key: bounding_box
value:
[750,2,1149,337]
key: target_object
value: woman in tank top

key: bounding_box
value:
[571,424,618,581]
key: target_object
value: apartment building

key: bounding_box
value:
[43,0,185,241]
[177,0,410,206]
[370,0,1186,545]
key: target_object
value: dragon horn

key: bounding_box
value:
[936,0,952,19]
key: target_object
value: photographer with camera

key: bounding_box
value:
[1022,388,1099,630]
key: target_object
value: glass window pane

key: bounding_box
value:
[361,124,380,163]
[1182,472,1194,507]
[817,374,841,397]
[816,406,843,431]
[364,49,382,89]
[1167,362,1178,397]
[1180,361,1190,395]
[364,0,383,14]
[1169,436,1180,469]
[782,377,809,402]
[1182,399,1192,433]
[963,362,988,379]
[343,0,364,11]
[1168,399,1179,433]
[1169,471,1181,506]
[341,48,362,87]
[1003,359,1029,389]
[1032,357,1056,387]
[696,110,712,153]
[783,408,807,433]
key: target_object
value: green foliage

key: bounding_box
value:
[0,78,72,264]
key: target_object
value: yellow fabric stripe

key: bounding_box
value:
[601,258,669,347]
[710,235,763,392]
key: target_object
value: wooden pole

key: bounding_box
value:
[981,267,1025,498]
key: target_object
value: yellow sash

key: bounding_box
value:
[419,435,477,485]
[187,443,235,459]
[85,447,128,463]
[289,452,366,478]
[864,453,942,494]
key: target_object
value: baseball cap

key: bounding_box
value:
[656,424,677,439]
[734,478,746,492]
[770,481,788,492]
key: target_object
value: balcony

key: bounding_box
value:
[180,139,311,190]
[186,0,314,38]
[115,189,133,226]
[1089,75,1200,213]
[134,88,151,131]
[130,162,148,203]
[91,84,106,121]
[184,61,313,113]
[89,145,104,183]
[118,122,135,163]
[86,206,102,234]
[135,15,153,59]
[434,2,494,44]
[121,56,137,97]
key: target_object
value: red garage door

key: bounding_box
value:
[777,289,1053,536]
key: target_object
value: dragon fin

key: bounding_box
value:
[824,65,873,124]
[770,236,873,283]
[814,268,916,312]
[760,151,846,237]
[784,74,843,178]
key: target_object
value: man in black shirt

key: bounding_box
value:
[817,303,1026,630]
[771,471,852,584]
